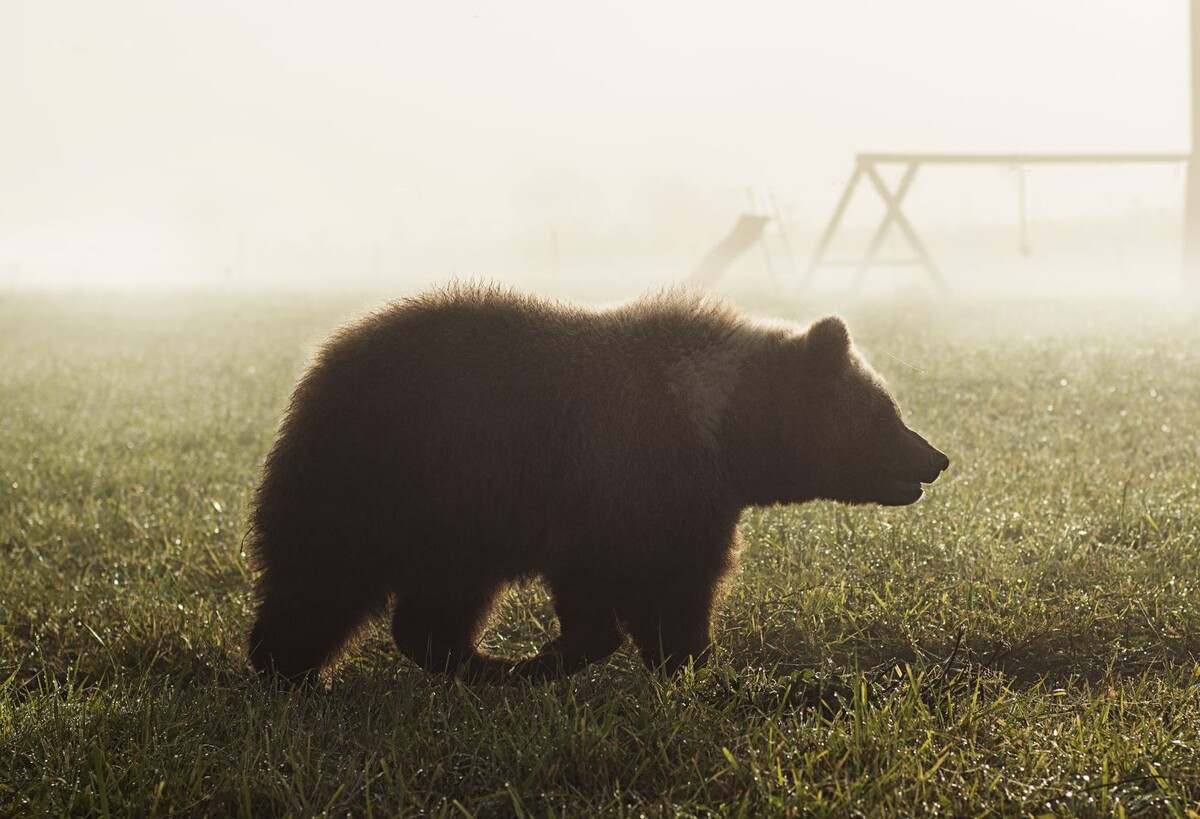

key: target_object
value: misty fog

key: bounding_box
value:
[1,1,1193,300]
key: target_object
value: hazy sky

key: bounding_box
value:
[1,1,1190,287]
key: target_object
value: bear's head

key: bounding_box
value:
[798,315,949,507]
[731,315,949,509]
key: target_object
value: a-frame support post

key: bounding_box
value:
[858,161,947,292]
[853,161,919,289]
[802,162,865,290]
[804,157,947,293]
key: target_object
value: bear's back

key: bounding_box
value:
[270,285,775,532]
[311,284,760,430]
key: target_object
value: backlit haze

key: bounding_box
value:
[1,1,1191,298]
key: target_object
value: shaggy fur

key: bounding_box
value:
[246,284,949,683]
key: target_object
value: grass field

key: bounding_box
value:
[2,290,1199,817]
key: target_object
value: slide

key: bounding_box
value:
[688,214,770,287]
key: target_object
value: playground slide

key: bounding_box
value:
[688,214,770,287]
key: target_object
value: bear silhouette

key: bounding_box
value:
[246,284,948,683]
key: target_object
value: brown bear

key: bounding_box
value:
[246,283,948,683]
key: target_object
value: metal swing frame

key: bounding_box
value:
[803,152,1190,293]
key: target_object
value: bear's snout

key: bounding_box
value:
[904,428,949,485]
[929,447,950,477]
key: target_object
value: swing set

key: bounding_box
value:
[803,152,1190,292]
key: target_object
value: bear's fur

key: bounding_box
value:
[246,284,948,682]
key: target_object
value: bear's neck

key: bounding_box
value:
[718,342,820,509]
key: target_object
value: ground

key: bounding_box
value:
[1,290,1198,816]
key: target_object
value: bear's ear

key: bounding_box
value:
[804,315,852,369]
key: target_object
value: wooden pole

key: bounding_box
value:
[1184,0,1200,288]
[853,162,920,290]
[803,163,865,288]
[860,162,948,293]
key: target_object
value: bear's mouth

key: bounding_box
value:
[875,451,948,507]
[877,477,924,506]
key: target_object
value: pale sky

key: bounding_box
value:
[0,1,1190,288]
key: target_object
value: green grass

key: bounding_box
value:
[2,290,1199,817]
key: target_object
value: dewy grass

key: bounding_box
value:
[1,291,1198,816]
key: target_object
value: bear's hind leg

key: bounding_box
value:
[249,573,385,684]
[511,580,624,681]
[390,583,513,681]
[621,580,718,674]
